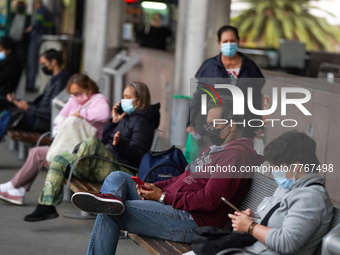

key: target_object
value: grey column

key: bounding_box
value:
[83,0,125,81]
[174,0,231,96]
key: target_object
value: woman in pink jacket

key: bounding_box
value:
[0,74,110,205]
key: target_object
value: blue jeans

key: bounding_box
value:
[87,171,197,255]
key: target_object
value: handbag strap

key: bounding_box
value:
[260,182,324,226]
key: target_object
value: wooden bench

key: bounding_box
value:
[6,129,51,159]
[65,172,340,255]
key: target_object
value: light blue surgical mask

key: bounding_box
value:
[121,99,136,114]
[272,167,297,189]
[221,42,238,57]
[0,51,6,61]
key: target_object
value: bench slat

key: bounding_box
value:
[7,130,51,145]
[128,234,190,255]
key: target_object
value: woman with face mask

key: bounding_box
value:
[23,82,160,222]
[227,131,333,255]
[0,74,110,206]
[188,25,265,152]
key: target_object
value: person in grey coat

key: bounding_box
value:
[229,131,333,255]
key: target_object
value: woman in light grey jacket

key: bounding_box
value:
[229,131,333,255]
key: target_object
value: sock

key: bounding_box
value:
[8,187,26,197]
[0,181,14,192]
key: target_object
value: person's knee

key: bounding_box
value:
[49,155,70,171]
[104,171,127,183]
[28,146,41,157]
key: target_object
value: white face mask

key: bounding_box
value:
[121,98,136,114]
[0,51,6,60]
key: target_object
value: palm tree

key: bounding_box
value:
[231,0,340,51]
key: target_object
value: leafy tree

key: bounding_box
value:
[231,0,340,50]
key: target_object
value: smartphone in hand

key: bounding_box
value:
[116,104,124,114]
[131,176,152,191]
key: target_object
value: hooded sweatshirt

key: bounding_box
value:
[244,172,333,255]
[102,103,160,168]
[155,138,264,228]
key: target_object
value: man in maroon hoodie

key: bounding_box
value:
[71,96,264,255]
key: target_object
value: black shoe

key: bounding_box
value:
[24,204,59,222]
[71,192,125,215]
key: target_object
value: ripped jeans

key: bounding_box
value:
[87,171,197,255]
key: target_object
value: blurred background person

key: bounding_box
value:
[26,0,54,91]
[9,0,31,67]
[140,13,172,51]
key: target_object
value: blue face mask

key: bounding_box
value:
[272,168,296,189]
[121,99,136,114]
[221,42,238,57]
[0,51,6,61]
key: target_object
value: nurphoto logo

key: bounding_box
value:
[201,84,312,128]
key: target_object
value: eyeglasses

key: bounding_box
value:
[203,123,229,132]
[203,123,215,131]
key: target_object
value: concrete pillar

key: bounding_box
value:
[205,0,231,59]
[173,0,231,96]
[82,0,110,81]
[173,0,209,97]
[82,0,125,81]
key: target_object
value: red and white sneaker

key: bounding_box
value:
[71,192,125,215]
[0,191,24,205]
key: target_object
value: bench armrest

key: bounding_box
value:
[323,223,340,255]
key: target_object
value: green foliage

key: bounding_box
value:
[231,0,340,51]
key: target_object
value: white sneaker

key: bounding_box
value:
[0,181,14,193]
[0,190,24,205]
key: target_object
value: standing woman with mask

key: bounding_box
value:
[24,82,160,222]
[188,25,265,144]
[0,49,69,133]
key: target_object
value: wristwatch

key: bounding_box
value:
[158,192,166,204]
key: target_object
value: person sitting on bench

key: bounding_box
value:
[228,131,333,255]
[24,82,160,222]
[0,49,70,133]
[71,95,264,255]
[0,37,22,97]
[0,74,110,205]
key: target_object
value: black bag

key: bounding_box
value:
[192,203,280,255]
[192,227,256,255]
[138,145,188,182]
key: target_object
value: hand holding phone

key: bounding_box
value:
[221,197,241,212]
[116,104,124,114]
[131,176,152,191]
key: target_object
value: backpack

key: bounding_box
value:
[138,145,188,183]
[0,111,11,142]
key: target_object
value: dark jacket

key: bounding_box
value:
[31,5,54,39]
[0,53,23,96]
[102,103,160,168]
[26,70,70,131]
[155,138,264,228]
[190,52,265,138]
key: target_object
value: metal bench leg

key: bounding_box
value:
[8,139,17,151]
[18,142,27,159]
[63,185,72,202]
